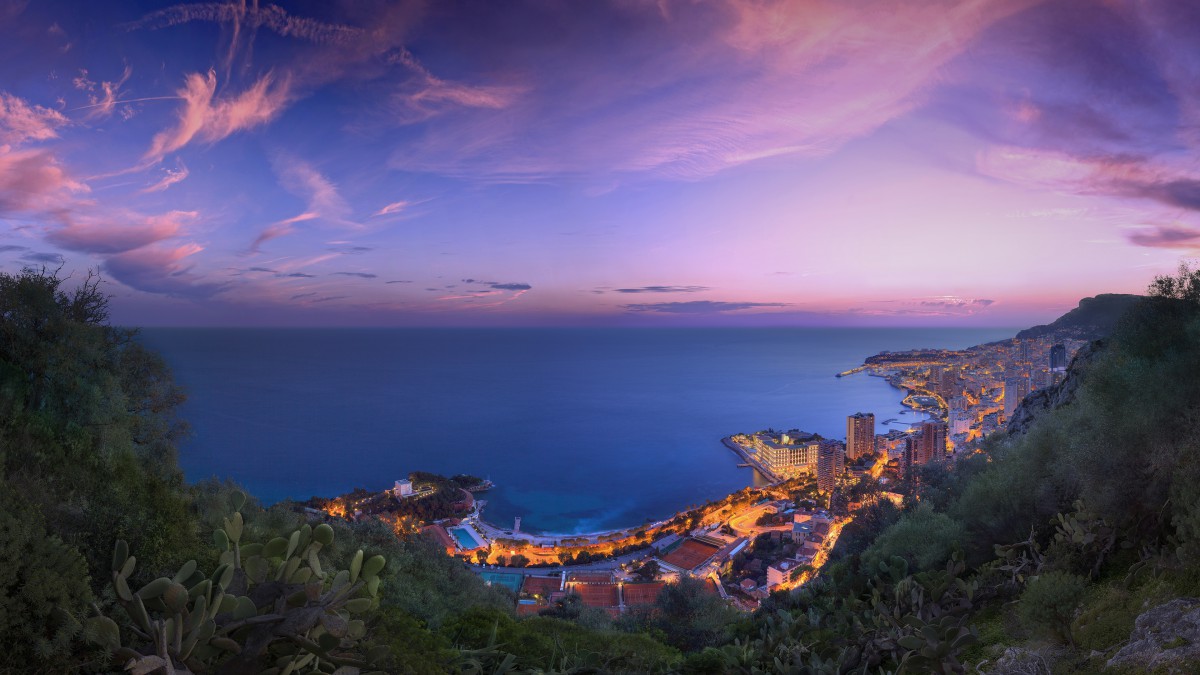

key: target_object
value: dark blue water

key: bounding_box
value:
[138,328,1014,533]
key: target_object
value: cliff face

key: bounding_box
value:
[1006,339,1105,437]
[1015,294,1141,341]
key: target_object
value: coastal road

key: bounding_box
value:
[728,502,792,538]
[467,547,654,576]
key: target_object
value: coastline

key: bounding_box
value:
[469,368,915,541]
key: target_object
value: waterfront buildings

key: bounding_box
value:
[846,412,875,460]
[750,432,821,478]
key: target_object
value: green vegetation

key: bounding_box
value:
[11,263,1200,673]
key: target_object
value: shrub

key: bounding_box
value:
[1019,571,1087,645]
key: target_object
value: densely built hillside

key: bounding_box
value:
[5,265,1200,673]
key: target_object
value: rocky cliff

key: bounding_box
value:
[1005,339,1106,437]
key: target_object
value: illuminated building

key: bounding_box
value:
[846,412,875,460]
[752,433,821,478]
[919,420,947,463]
[1003,376,1031,420]
[817,440,842,494]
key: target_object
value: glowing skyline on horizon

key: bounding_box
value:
[0,0,1197,326]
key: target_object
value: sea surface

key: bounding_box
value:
[138,327,1015,533]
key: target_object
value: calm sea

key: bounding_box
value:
[137,328,1014,533]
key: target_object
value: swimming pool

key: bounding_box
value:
[449,526,484,550]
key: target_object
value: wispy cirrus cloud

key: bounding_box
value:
[140,160,189,193]
[144,70,291,164]
[0,91,68,146]
[389,0,1037,181]
[249,156,358,252]
[127,3,364,46]
[372,200,409,217]
[74,65,132,121]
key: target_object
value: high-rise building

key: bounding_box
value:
[846,412,875,460]
[1050,343,1067,371]
[903,434,918,477]
[1018,340,1033,365]
[1003,376,1031,420]
[817,440,843,494]
[928,365,958,399]
[919,420,947,463]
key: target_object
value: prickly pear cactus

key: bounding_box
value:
[87,490,391,674]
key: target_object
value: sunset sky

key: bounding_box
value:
[0,0,1197,326]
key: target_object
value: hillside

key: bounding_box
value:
[1015,293,1142,340]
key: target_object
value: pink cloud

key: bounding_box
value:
[140,159,189,193]
[144,70,291,163]
[389,0,1038,181]
[48,210,196,254]
[0,92,68,146]
[249,155,360,252]
[105,242,224,298]
[249,211,318,253]
[372,200,409,217]
[978,145,1200,213]
[0,147,87,213]
[79,65,132,120]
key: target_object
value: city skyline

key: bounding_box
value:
[0,0,1197,326]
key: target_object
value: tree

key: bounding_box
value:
[650,578,737,651]
[634,559,661,581]
[0,267,199,579]
[1149,261,1200,302]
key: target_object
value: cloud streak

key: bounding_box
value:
[623,300,789,314]
[614,285,710,294]
[144,70,291,164]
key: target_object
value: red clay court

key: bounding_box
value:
[567,582,619,609]
[520,575,562,598]
[661,539,720,570]
[622,582,665,606]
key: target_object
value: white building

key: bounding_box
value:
[393,479,414,498]
[752,434,820,478]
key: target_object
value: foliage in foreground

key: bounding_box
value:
[88,490,389,674]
